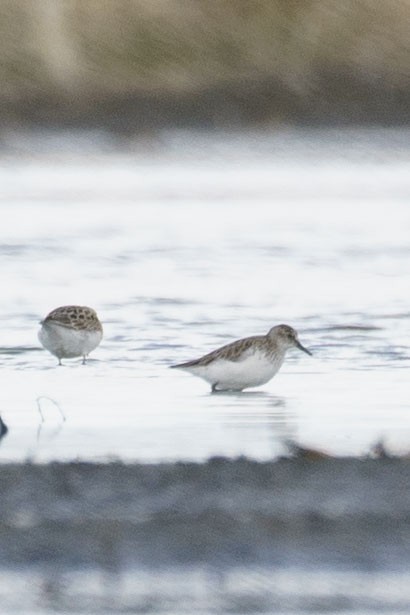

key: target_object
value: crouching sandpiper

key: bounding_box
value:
[38,305,103,365]
[170,324,311,392]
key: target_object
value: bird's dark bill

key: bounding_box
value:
[296,340,312,355]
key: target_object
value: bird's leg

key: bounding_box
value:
[211,382,219,393]
[58,358,62,366]
[82,355,87,365]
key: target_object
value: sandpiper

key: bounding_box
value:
[38,305,103,365]
[170,324,311,392]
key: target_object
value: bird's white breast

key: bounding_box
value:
[38,322,102,358]
[183,349,285,390]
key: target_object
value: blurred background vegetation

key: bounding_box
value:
[0,0,409,131]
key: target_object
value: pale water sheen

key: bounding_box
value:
[1,128,410,462]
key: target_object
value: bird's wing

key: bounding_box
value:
[44,307,95,330]
[44,310,74,328]
[172,336,262,368]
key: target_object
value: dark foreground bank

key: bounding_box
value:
[0,457,409,613]
[1,457,409,568]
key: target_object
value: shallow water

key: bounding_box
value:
[0,127,410,462]
[1,127,410,615]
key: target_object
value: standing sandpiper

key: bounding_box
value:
[170,324,311,392]
[38,305,103,365]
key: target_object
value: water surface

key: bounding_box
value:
[0,127,409,462]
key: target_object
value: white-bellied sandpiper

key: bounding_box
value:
[171,324,311,392]
[38,305,103,365]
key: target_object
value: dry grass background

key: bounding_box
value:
[0,0,409,127]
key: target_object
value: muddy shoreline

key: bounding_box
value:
[1,1,409,131]
[2,74,410,133]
